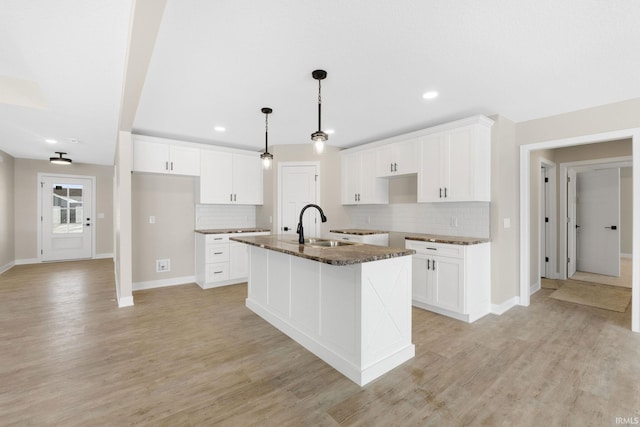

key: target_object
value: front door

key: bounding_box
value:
[279,164,319,238]
[41,175,93,261]
[575,168,620,276]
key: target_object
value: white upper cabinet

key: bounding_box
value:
[199,149,263,205]
[132,137,200,176]
[418,119,492,203]
[375,139,418,177]
[341,149,388,205]
[341,115,493,205]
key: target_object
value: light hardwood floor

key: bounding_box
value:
[1,259,639,426]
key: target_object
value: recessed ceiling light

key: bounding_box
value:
[68,138,79,144]
[214,126,226,132]
[422,91,439,100]
[326,129,335,135]
[45,139,57,144]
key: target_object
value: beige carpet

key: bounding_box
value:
[541,278,560,290]
[549,280,631,312]
[570,257,631,288]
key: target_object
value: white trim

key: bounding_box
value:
[132,275,196,291]
[491,296,520,316]
[0,261,15,275]
[530,279,541,295]
[14,258,40,265]
[37,173,97,261]
[519,128,640,333]
[118,295,134,308]
[95,253,114,260]
[277,161,321,236]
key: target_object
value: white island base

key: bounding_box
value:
[245,245,415,386]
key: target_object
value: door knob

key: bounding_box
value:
[604,225,618,230]
[283,226,290,231]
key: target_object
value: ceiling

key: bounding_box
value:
[2,0,640,166]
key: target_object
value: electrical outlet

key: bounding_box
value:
[450,216,458,227]
[149,216,156,224]
[156,259,170,272]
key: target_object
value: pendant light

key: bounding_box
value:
[260,107,274,169]
[49,151,72,165]
[311,69,328,154]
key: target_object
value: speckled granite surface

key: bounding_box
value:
[329,229,389,235]
[231,235,414,266]
[195,228,271,234]
[405,234,490,245]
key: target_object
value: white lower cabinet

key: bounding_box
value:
[328,232,389,246]
[196,232,268,289]
[406,239,490,323]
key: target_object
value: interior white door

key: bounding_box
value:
[575,168,620,276]
[41,176,93,261]
[280,164,318,238]
[567,169,577,277]
[540,167,548,278]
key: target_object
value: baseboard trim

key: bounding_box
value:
[530,280,541,295]
[133,275,196,291]
[95,253,114,260]
[491,296,520,315]
[0,261,15,275]
[118,295,134,308]
[14,258,40,265]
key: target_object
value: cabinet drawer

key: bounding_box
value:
[206,263,229,282]
[206,244,229,262]
[405,240,464,258]
[206,235,230,243]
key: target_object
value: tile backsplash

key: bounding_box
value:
[195,205,256,230]
[345,202,490,238]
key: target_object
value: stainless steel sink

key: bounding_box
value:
[282,238,357,248]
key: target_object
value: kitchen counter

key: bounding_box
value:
[405,234,490,245]
[230,234,414,265]
[329,228,388,235]
[195,228,271,234]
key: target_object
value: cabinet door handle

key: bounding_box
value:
[165,161,169,171]
[354,193,357,202]
[427,259,431,270]
[394,162,397,172]
[170,161,174,171]
[214,271,223,274]
[234,194,237,202]
[439,188,442,198]
[358,193,361,201]
[390,163,393,172]
[432,260,436,271]
[230,194,233,202]
[214,252,223,255]
[444,187,447,198]
[426,247,437,251]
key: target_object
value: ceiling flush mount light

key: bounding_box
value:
[49,151,72,165]
[311,69,328,154]
[422,91,439,100]
[260,107,274,169]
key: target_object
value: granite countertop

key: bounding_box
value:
[195,228,271,235]
[330,229,389,235]
[405,234,490,245]
[230,234,414,266]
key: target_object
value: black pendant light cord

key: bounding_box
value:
[317,79,322,133]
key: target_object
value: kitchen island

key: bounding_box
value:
[230,234,415,386]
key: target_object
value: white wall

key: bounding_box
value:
[0,149,15,272]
